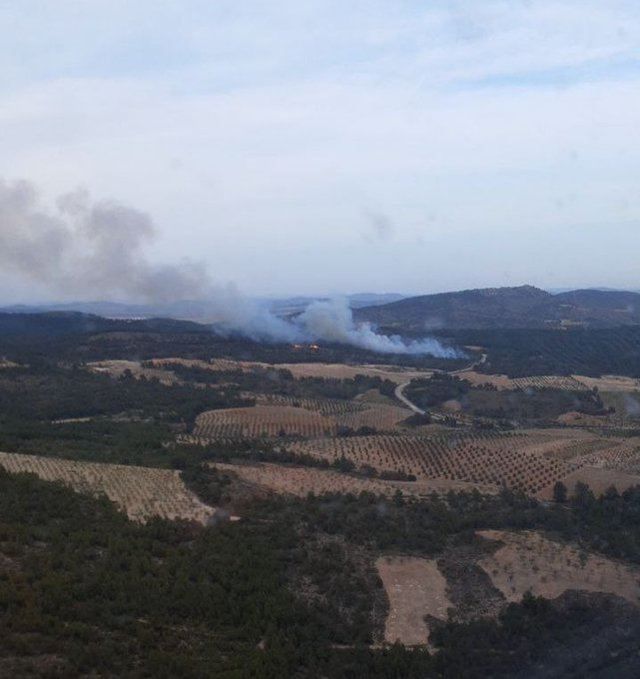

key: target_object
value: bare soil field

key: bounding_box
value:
[376,556,451,646]
[0,452,215,524]
[195,405,337,439]
[210,461,488,498]
[478,530,640,606]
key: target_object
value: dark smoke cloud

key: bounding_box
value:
[0,178,461,358]
[0,179,209,303]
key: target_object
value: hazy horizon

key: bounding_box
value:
[1,1,639,301]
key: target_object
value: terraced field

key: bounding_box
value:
[0,452,216,524]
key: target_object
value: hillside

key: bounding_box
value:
[355,286,640,330]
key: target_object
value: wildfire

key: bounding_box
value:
[291,343,321,352]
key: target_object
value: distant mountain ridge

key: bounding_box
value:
[0,293,406,321]
[355,285,640,330]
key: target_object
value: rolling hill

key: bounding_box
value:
[355,286,640,331]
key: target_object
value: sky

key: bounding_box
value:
[1,0,639,301]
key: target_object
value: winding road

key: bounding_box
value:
[393,351,487,419]
[394,381,426,415]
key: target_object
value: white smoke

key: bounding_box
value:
[295,298,460,357]
[0,178,461,358]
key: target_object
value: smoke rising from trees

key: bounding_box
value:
[0,178,458,357]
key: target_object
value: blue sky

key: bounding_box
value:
[1,1,639,300]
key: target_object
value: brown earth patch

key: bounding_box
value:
[477,530,640,606]
[376,556,451,646]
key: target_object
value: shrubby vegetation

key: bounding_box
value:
[2,469,640,676]
[405,372,606,422]
[0,365,248,423]
[164,361,397,401]
[438,326,640,377]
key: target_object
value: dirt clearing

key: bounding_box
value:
[478,530,640,606]
[376,556,451,646]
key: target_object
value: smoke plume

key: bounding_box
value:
[296,298,459,356]
[0,178,460,358]
[0,179,210,303]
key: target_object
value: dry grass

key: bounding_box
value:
[209,461,488,498]
[478,530,640,606]
[0,452,215,524]
[376,556,451,646]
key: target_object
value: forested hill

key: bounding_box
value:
[0,312,208,337]
[355,286,640,331]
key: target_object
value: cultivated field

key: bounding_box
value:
[334,404,412,430]
[149,357,433,384]
[478,530,640,605]
[210,462,488,498]
[194,405,337,439]
[292,433,575,495]
[573,375,640,393]
[0,452,215,524]
[455,371,590,391]
[376,556,450,646]
[192,401,412,443]
[274,362,433,384]
[254,393,367,415]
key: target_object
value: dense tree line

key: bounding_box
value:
[437,326,640,377]
[164,361,397,400]
[405,372,606,422]
[2,469,640,676]
[0,365,249,423]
